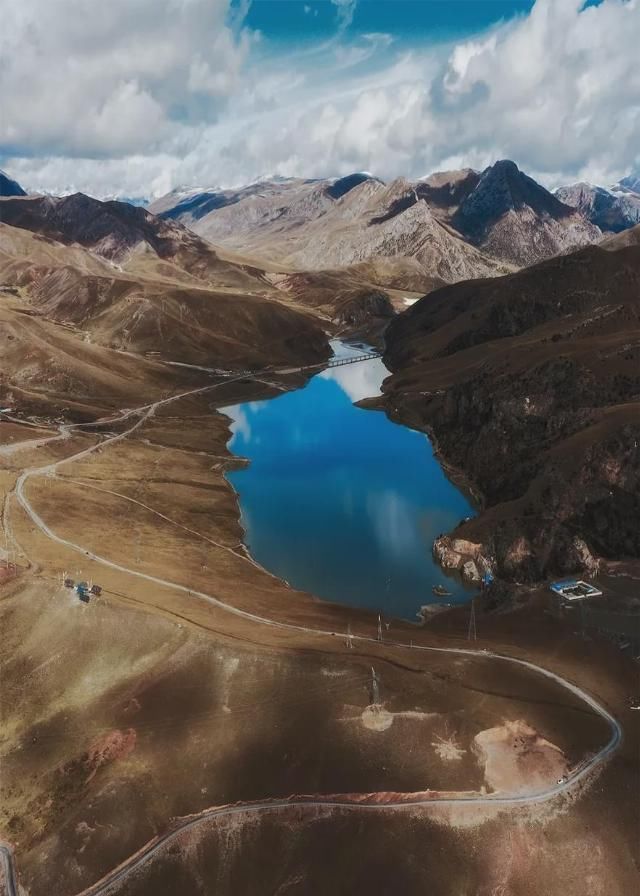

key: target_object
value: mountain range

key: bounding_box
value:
[149,160,605,288]
[5,161,637,303]
[555,178,640,234]
[1,160,639,580]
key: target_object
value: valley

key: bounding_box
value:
[1,164,639,896]
[1,342,635,896]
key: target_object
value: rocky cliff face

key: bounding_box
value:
[382,232,640,582]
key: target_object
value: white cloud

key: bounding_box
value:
[331,0,358,32]
[0,0,251,157]
[2,0,639,198]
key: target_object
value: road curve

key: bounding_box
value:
[4,371,623,896]
[0,843,17,896]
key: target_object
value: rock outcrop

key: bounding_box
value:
[433,536,491,584]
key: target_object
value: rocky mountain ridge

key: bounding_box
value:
[150,161,603,289]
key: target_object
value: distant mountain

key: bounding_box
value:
[150,172,513,292]
[449,160,600,266]
[618,174,640,194]
[151,161,601,288]
[0,192,280,295]
[0,192,200,261]
[555,180,640,234]
[0,170,26,197]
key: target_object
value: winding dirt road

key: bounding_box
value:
[2,370,623,896]
[0,843,17,896]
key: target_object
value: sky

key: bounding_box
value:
[1,0,638,199]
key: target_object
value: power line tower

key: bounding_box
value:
[467,598,477,641]
[371,667,380,705]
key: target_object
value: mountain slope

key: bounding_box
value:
[449,160,600,266]
[0,192,399,338]
[151,174,512,292]
[0,222,331,373]
[0,193,273,292]
[152,162,602,288]
[556,181,640,234]
[0,170,26,197]
[380,236,640,582]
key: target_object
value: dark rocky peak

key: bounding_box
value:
[0,170,27,197]
[416,168,481,212]
[453,159,572,240]
[0,192,197,261]
[161,190,241,222]
[325,172,382,200]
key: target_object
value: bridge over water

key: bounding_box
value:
[325,351,381,369]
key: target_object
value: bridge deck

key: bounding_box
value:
[326,352,382,368]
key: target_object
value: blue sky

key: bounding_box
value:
[1,0,637,198]
[242,0,536,43]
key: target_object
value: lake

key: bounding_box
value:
[222,342,475,620]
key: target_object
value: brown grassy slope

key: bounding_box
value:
[0,195,396,342]
[381,236,640,580]
[0,291,196,420]
[0,224,331,372]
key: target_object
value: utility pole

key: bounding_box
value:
[377,614,383,642]
[468,597,477,641]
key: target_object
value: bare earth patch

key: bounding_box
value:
[361,705,394,731]
[474,720,568,795]
[359,705,437,732]
[432,735,466,762]
[85,728,137,783]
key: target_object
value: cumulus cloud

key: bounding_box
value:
[2,0,639,198]
[0,0,251,157]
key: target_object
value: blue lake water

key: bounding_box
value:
[223,342,475,620]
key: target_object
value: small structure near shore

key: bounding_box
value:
[550,579,602,601]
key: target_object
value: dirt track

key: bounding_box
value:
[0,370,624,896]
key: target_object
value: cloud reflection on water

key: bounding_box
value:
[222,347,476,617]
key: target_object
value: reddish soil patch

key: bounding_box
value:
[0,562,20,585]
[85,729,136,783]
